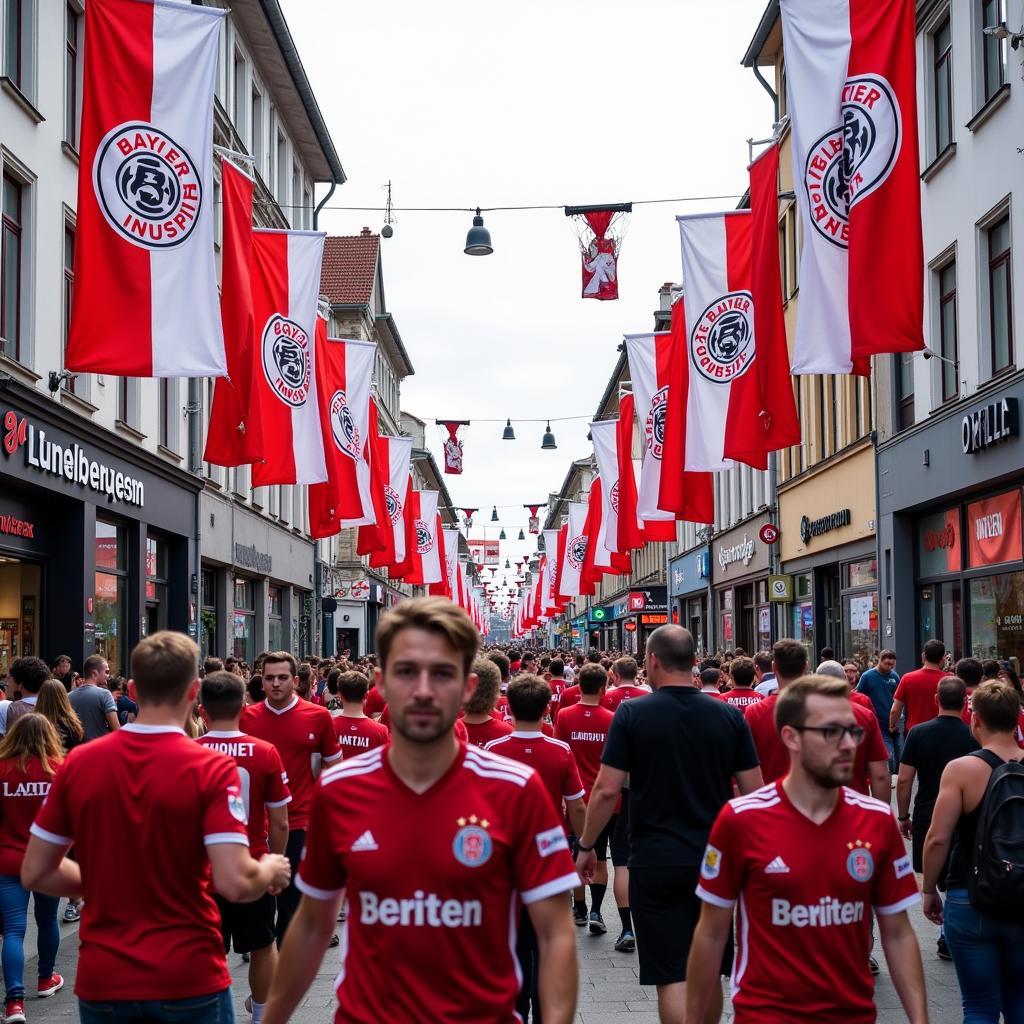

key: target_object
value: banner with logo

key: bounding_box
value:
[391,488,424,583]
[967,490,1022,569]
[249,230,327,486]
[66,0,225,376]
[779,0,923,374]
[558,502,589,600]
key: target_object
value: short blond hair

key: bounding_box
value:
[375,597,479,676]
[130,631,199,706]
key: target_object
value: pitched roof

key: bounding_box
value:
[319,231,380,306]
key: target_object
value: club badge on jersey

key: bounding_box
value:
[452,817,493,868]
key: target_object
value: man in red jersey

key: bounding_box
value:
[264,599,580,1024]
[546,657,570,719]
[485,672,586,1023]
[699,668,725,699]
[600,656,650,713]
[687,675,927,1024]
[720,657,763,710]
[199,670,291,1024]
[463,658,513,747]
[490,652,513,722]
[889,639,947,735]
[241,651,342,944]
[22,632,291,1024]
[332,671,390,759]
[363,680,386,719]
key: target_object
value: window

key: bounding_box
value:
[64,4,79,145]
[158,378,169,448]
[816,376,826,458]
[988,214,1013,373]
[117,377,128,421]
[201,568,217,660]
[778,219,788,300]
[95,519,127,675]
[304,185,313,230]
[292,163,300,227]
[232,50,245,140]
[895,353,915,430]
[268,585,283,650]
[1,174,21,361]
[981,0,1007,102]
[3,0,22,88]
[232,578,255,661]
[932,16,953,155]
[830,376,840,455]
[937,260,958,401]
[62,223,76,392]
[251,85,263,172]
[145,535,168,635]
[276,132,287,203]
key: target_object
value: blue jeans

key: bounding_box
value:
[944,889,1024,1023]
[0,873,60,1000]
[79,989,234,1023]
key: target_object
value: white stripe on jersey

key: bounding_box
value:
[461,761,530,788]
[465,746,535,780]
[730,784,781,814]
[842,788,892,815]
[320,749,384,787]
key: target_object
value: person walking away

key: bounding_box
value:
[719,657,763,710]
[922,680,1024,1023]
[753,651,776,696]
[0,716,66,1023]
[599,656,650,713]
[462,659,513,748]
[857,650,900,772]
[34,681,84,755]
[889,640,946,736]
[331,672,391,759]
[67,657,119,742]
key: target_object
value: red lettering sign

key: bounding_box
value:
[0,514,34,539]
[967,490,1023,569]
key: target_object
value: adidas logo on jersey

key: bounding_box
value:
[764,856,790,874]
[352,830,379,852]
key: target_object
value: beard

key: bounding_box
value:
[392,701,460,745]
[802,755,854,789]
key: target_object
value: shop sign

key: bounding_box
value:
[961,397,1018,455]
[0,514,34,539]
[640,614,667,625]
[966,490,1022,568]
[758,523,779,545]
[800,509,852,544]
[717,534,754,570]
[918,507,961,575]
[335,580,370,601]
[588,607,608,622]
[768,575,793,603]
[234,542,272,574]
[668,547,709,597]
[623,620,637,633]
[628,590,668,613]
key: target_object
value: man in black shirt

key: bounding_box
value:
[575,625,762,1024]
[897,673,977,960]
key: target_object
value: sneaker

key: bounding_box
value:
[4,999,25,1023]
[937,936,952,961]
[614,930,636,952]
[62,902,80,923]
[588,911,607,935]
[868,955,879,975]
[572,904,588,927]
[241,952,250,963]
[244,995,253,1017]
[38,973,64,998]
[328,933,340,948]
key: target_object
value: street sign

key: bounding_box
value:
[768,575,793,602]
[759,523,779,545]
[591,608,607,621]
[624,621,637,633]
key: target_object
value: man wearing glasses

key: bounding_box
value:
[686,675,928,1024]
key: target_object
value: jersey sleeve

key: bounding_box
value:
[893,678,907,702]
[101,689,117,715]
[513,771,580,905]
[295,781,347,901]
[319,709,343,764]
[264,746,292,808]
[561,750,585,802]
[873,812,921,916]
[202,754,251,847]
[29,757,74,847]
[695,804,745,909]
[862,712,889,764]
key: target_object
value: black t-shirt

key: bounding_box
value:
[901,715,979,819]
[601,685,760,868]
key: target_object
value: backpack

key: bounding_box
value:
[968,749,1024,920]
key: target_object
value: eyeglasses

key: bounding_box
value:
[792,725,866,746]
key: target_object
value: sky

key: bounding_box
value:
[286,0,775,609]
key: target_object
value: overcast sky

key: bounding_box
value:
[287,0,774,606]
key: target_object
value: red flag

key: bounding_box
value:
[365,435,414,568]
[357,400,385,555]
[203,160,260,467]
[389,487,422,582]
[615,394,645,550]
[428,516,450,596]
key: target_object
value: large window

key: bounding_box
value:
[970,572,1024,666]
[64,4,79,145]
[117,377,129,422]
[791,573,814,654]
[937,260,958,401]
[1,174,22,361]
[981,0,1007,102]
[895,352,915,430]
[268,585,283,650]
[4,0,22,88]
[233,578,255,662]
[95,520,127,675]
[145,535,168,635]
[232,49,245,139]
[988,214,1013,374]
[843,558,879,666]
[276,133,287,203]
[201,568,217,660]
[251,85,263,173]
[932,16,953,156]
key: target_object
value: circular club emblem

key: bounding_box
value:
[759,523,779,545]
[384,486,403,524]
[93,122,202,249]
[645,386,668,459]
[329,390,361,459]
[800,515,812,545]
[770,578,789,599]
[691,291,755,384]
[261,315,311,407]
[803,74,901,249]
[452,825,493,868]
[610,481,620,515]
[567,535,588,571]
[414,520,432,555]
[846,847,874,882]
[227,791,247,823]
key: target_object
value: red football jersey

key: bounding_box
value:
[31,725,249,1001]
[363,686,386,719]
[720,689,765,710]
[198,730,291,856]
[600,684,651,712]
[745,698,888,794]
[241,697,341,830]
[0,756,58,875]
[464,717,513,749]
[554,684,580,721]
[483,732,584,815]
[494,695,512,722]
[333,716,391,759]
[554,702,613,798]
[849,690,874,713]
[297,744,580,1023]
[893,667,945,732]
[696,783,919,1023]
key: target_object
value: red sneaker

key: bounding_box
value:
[4,998,26,1023]
[37,973,64,998]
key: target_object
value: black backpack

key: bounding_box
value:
[969,749,1024,920]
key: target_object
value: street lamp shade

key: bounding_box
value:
[505,559,511,569]
[502,418,515,441]
[491,505,499,522]
[517,529,525,540]
[464,208,493,256]
[499,528,507,540]
[541,422,557,450]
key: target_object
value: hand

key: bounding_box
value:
[261,853,292,893]
[898,818,913,841]
[575,847,596,884]
[922,890,943,925]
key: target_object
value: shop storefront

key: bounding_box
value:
[712,514,773,655]
[0,380,199,674]
[587,605,615,651]
[668,545,710,654]
[608,587,668,656]
[778,444,878,663]
[879,384,1022,668]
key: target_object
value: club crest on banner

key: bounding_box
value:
[804,75,901,250]
[385,486,403,523]
[567,535,588,571]
[93,122,202,250]
[645,386,667,460]
[690,291,756,384]
[528,516,540,534]
[261,314,311,407]
[443,437,463,473]
[610,480,620,514]
[415,520,432,555]
[329,390,361,459]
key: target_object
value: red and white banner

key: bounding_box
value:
[468,539,500,566]
[204,159,259,466]
[779,0,923,374]
[416,491,442,587]
[441,530,461,599]
[363,432,413,567]
[542,530,561,613]
[581,211,619,301]
[591,419,625,552]
[437,422,465,474]
[249,230,327,486]
[425,511,447,593]
[308,334,376,538]
[66,0,225,376]
[558,502,589,600]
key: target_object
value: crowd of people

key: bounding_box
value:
[0,610,1021,1023]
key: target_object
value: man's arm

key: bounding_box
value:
[685,902,733,1022]
[263,893,342,1024]
[868,760,891,803]
[207,843,291,903]
[888,698,905,734]
[735,766,764,795]
[565,795,586,839]
[896,764,916,839]
[574,764,625,883]
[876,910,928,1024]
[528,892,578,1024]
[105,710,121,732]
[921,761,965,923]
[21,836,82,897]
[267,803,289,856]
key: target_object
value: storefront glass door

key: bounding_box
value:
[0,557,41,675]
[969,571,1024,668]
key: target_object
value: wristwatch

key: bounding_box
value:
[577,842,595,853]
[897,815,910,822]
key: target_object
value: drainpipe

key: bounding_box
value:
[752,64,779,122]
[187,380,202,649]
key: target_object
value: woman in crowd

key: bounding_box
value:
[35,680,84,754]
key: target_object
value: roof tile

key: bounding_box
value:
[319,232,380,306]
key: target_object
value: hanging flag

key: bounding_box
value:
[435,421,467,474]
[426,513,448,593]
[581,211,619,300]
[357,398,385,556]
[308,332,376,538]
[542,530,561,613]
[524,505,543,535]
[461,508,478,529]
[558,502,589,600]
[611,396,647,549]
[204,159,260,466]
[65,0,226,376]
[440,531,461,600]
[249,230,327,486]
[779,0,923,374]
[365,435,413,569]
[392,489,437,585]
